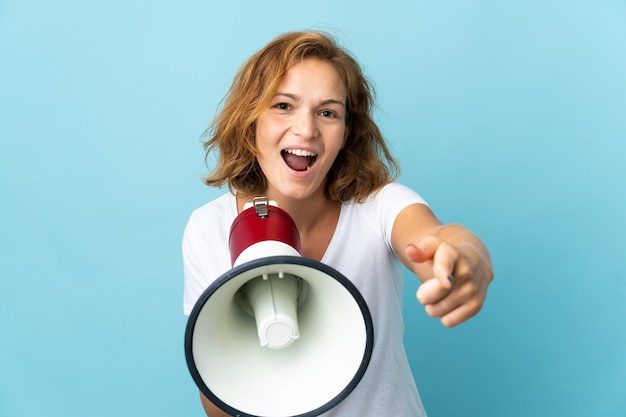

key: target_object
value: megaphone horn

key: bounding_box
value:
[185,197,374,417]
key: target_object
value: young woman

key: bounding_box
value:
[183,31,494,417]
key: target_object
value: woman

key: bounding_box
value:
[183,31,494,417]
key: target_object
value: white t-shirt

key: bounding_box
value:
[183,182,428,416]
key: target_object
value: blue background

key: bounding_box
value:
[1,1,625,416]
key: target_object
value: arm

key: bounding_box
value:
[391,203,494,327]
[200,392,232,417]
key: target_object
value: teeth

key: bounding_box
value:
[284,149,317,157]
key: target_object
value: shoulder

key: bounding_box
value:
[368,182,428,206]
[339,182,428,246]
[188,192,236,223]
[345,182,427,217]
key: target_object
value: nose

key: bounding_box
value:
[292,110,318,139]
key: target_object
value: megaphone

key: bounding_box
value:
[185,197,374,417]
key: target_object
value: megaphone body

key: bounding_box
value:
[185,198,374,417]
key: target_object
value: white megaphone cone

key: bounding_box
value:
[185,197,374,417]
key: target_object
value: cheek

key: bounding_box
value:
[254,128,275,155]
[255,118,283,147]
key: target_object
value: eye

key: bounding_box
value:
[320,110,338,118]
[274,102,291,111]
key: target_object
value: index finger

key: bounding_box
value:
[432,241,459,289]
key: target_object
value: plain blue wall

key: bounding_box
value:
[1,1,625,416]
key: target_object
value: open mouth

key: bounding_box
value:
[281,149,317,172]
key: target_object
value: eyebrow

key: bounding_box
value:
[274,92,346,107]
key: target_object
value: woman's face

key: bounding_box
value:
[254,58,348,203]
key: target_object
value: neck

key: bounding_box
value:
[285,198,341,235]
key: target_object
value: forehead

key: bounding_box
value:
[276,58,347,101]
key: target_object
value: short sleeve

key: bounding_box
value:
[374,182,428,249]
[182,194,235,315]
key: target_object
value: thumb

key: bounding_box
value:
[406,236,453,290]
[405,236,440,264]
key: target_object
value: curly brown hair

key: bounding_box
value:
[202,31,399,202]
